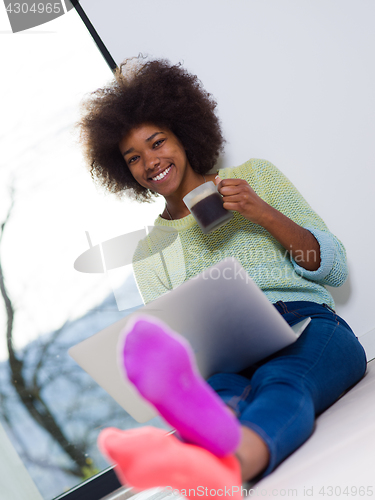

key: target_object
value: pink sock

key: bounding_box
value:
[98,427,242,499]
[119,315,241,457]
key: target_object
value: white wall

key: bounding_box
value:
[77,0,375,337]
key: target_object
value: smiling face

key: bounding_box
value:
[119,123,200,202]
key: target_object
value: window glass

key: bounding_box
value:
[0,9,168,499]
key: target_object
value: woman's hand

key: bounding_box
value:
[214,176,272,226]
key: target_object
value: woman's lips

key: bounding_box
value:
[150,164,173,182]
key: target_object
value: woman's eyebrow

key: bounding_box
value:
[146,132,163,142]
[122,132,163,157]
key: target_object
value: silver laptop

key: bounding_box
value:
[69,258,310,422]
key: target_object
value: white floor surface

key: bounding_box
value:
[253,359,375,498]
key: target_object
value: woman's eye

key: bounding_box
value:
[153,139,165,148]
[127,156,138,165]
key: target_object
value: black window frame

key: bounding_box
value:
[53,466,125,500]
[70,0,117,71]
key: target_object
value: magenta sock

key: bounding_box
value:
[120,315,241,457]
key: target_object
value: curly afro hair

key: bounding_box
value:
[77,57,225,201]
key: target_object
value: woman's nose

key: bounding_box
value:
[144,152,160,170]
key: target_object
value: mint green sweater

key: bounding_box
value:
[133,159,347,309]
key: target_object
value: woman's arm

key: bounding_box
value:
[215,177,320,271]
[215,160,348,288]
[258,205,321,271]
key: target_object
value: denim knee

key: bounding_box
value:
[207,372,252,417]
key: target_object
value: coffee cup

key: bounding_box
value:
[183,181,233,234]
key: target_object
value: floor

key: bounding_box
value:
[253,358,375,498]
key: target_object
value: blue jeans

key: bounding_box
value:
[207,301,367,476]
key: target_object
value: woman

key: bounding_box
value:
[78,58,366,496]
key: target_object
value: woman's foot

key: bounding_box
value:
[98,427,242,499]
[120,315,241,457]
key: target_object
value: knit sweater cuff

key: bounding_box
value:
[290,226,335,282]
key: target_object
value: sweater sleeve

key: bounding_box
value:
[247,159,348,287]
[132,226,187,304]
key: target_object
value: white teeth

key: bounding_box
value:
[152,166,171,181]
